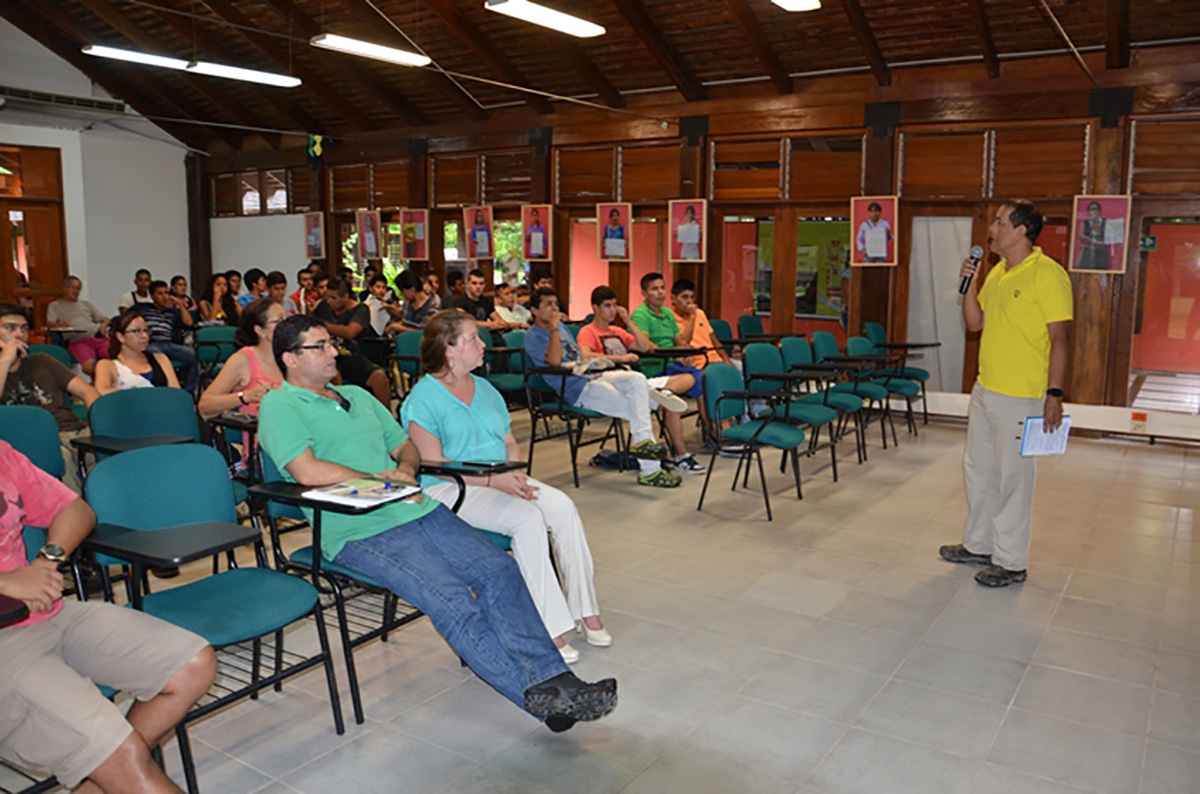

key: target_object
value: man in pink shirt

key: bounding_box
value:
[0,441,215,792]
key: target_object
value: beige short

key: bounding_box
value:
[0,601,209,787]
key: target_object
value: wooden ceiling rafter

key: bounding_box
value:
[967,0,1000,79]
[720,0,793,95]
[1106,0,1131,69]
[199,0,378,131]
[336,0,489,121]
[424,0,555,116]
[841,0,891,87]
[611,0,707,102]
[253,0,431,127]
[548,39,626,109]
[4,2,211,150]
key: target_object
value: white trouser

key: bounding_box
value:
[575,370,655,443]
[961,382,1042,571]
[425,478,599,640]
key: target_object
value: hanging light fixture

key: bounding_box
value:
[83,44,188,70]
[84,45,301,87]
[309,34,432,67]
[484,0,605,38]
[772,0,821,10]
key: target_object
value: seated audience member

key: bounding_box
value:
[492,282,531,328]
[93,310,180,394]
[312,278,391,406]
[308,262,324,277]
[524,288,683,488]
[290,268,319,314]
[516,283,531,308]
[358,265,391,302]
[199,273,239,326]
[0,303,99,492]
[46,276,109,377]
[259,315,617,730]
[171,275,198,315]
[0,440,217,793]
[365,273,402,335]
[669,278,735,371]
[116,268,154,311]
[136,281,197,393]
[423,271,443,310]
[198,299,284,420]
[266,271,299,316]
[238,268,268,309]
[403,311,610,663]
[446,270,466,301]
[631,273,703,398]
[579,287,705,474]
[226,270,244,299]
[530,269,567,313]
[313,273,331,306]
[451,269,504,330]
[396,269,437,330]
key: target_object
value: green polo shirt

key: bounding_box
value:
[631,302,680,376]
[258,381,438,559]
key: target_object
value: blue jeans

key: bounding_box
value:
[148,342,198,392]
[333,504,568,708]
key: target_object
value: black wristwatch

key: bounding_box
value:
[1046,387,1065,399]
[37,544,68,564]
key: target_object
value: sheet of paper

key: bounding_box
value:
[530,231,545,256]
[413,222,424,239]
[865,227,888,259]
[678,223,700,244]
[604,237,626,259]
[1019,415,1072,457]
[1103,218,1125,246]
[474,230,490,257]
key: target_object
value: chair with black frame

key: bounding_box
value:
[0,405,64,480]
[524,359,625,489]
[846,336,923,436]
[195,325,238,387]
[390,329,423,402]
[709,318,733,349]
[484,329,527,409]
[863,321,934,424]
[811,330,900,451]
[779,336,868,464]
[83,444,343,794]
[696,362,807,521]
[737,315,764,338]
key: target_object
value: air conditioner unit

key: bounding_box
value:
[0,85,127,120]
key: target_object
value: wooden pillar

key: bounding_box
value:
[771,205,799,335]
[551,206,572,299]
[703,202,723,317]
[185,152,212,290]
[853,126,897,341]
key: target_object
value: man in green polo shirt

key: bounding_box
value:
[258,314,617,730]
[939,200,1073,588]
[630,272,702,398]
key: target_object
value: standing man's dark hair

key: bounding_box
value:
[1004,200,1043,243]
[272,314,326,374]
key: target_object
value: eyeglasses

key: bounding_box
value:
[0,322,29,333]
[296,340,339,352]
[122,328,150,336]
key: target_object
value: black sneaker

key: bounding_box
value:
[938,544,992,566]
[975,565,1027,588]
[525,673,618,728]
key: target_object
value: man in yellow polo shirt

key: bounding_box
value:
[939,200,1073,587]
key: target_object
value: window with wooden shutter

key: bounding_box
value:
[431,154,479,207]
[239,171,261,215]
[330,164,369,212]
[789,135,863,200]
[620,142,680,202]
[555,147,615,204]
[899,132,986,199]
[372,160,409,210]
[992,126,1088,199]
[212,173,237,217]
[482,151,532,204]
[290,167,312,213]
[711,139,782,201]
[1131,120,1200,195]
[263,169,288,214]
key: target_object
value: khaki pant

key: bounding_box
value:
[58,427,88,494]
[962,382,1042,571]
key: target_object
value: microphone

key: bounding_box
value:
[959,245,985,295]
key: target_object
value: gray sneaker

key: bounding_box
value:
[671,454,707,474]
[938,544,992,565]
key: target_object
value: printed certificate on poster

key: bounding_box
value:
[850,196,898,267]
[463,206,494,260]
[1069,195,1131,274]
[400,208,428,260]
[304,212,325,260]
[668,199,707,262]
[356,210,382,261]
[522,204,553,261]
[596,202,633,262]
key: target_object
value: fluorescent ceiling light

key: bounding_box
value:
[485,0,605,38]
[772,0,821,10]
[310,34,432,67]
[0,167,12,176]
[186,61,301,88]
[83,44,187,70]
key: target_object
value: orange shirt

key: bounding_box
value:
[670,307,722,369]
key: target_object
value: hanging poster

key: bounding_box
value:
[597,202,633,262]
[850,196,898,266]
[1069,195,1131,274]
[400,208,429,260]
[355,210,382,260]
[668,199,707,262]
[304,212,325,260]
[463,206,494,260]
[522,204,553,261]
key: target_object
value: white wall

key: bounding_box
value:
[908,216,973,392]
[211,215,307,282]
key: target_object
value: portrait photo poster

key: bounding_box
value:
[463,206,494,260]
[356,210,382,261]
[669,199,707,263]
[1069,194,1131,274]
[304,212,324,260]
[522,204,553,261]
[400,208,429,260]
[850,195,898,267]
[597,202,633,262]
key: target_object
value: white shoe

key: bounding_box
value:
[650,388,687,413]
[579,624,613,647]
[558,642,580,664]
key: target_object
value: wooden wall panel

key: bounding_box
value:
[289,167,312,213]
[371,160,409,210]
[790,156,862,200]
[431,154,479,207]
[482,151,533,205]
[993,126,1089,199]
[620,143,681,202]
[711,139,782,202]
[212,173,237,217]
[899,131,986,199]
[556,147,615,205]
[330,164,370,212]
[1131,119,1200,195]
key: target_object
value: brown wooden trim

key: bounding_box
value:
[1106,0,1131,70]
[967,0,1001,80]
[720,0,793,95]
[611,0,707,102]
[841,0,891,87]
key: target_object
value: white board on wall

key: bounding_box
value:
[211,215,308,286]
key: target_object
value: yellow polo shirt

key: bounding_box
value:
[977,246,1074,399]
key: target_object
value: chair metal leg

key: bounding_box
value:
[381,592,398,642]
[311,598,347,734]
[791,447,804,499]
[328,576,363,726]
[732,448,745,491]
[176,724,200,794]
[829,426,838,482]
[696,446,719,511]
[921,381,929,424]
[754,447,772,521]
[249,638,262,700]
[273,628,284,693]
[567,417,581,488]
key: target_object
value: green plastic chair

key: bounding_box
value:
[0,405,64,479]
[862,321,931,423]
[27,343,76,369]
[697,363,806,521]
[88,388,201,442]
[737,315,764,338]
[195,326,238,383]
[812,331,898,450]
[484,329,526,402]
[780,336,866,463]
[392,330,423,400]
[710,318,733,345]
[847,336,922,436]
[86,444,343,793]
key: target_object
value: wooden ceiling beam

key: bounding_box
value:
[3,5,211,150]
[611,0,707,102]
[551,39,626,109]
[143,3,327,134]
[1106,0,1131,69]
[721,0,793,95]
[253,0,431,127]
[967,0,1001,79]
[337,0,488,121]
[840,0,891,87]
[424,0,555,116]
[199,0,378,131]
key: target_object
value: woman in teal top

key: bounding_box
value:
[401,311,610,664]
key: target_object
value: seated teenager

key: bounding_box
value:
[170,275,198,316]
[198,273,239,326]
[258,315,617,730]
[423,271,443,310]
[0,440,216,793]
[524,288,683,489]
[136,280,197,393]
[0,303,99,492]
[116,268,154,312]
[198,298,284,420]
[364,273,402,336]
[402,311,609,664]
[46,276,109,377]
[631,273,702,399]
[312,277,391,406]
[290,268,319,315]
[394,269,437,330]
[266,271,299,316]
[529,269,566,313]
[446,270,465,302]
[578,287,705,475]
[450,269,505,331]
[238,268,268,309]
[669,278,735,372]
[492,282,531,328]
[93,309,181,395]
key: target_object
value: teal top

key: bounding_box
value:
[630,301,680,376]
[400,374,510,488]
[258,381,438,559]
